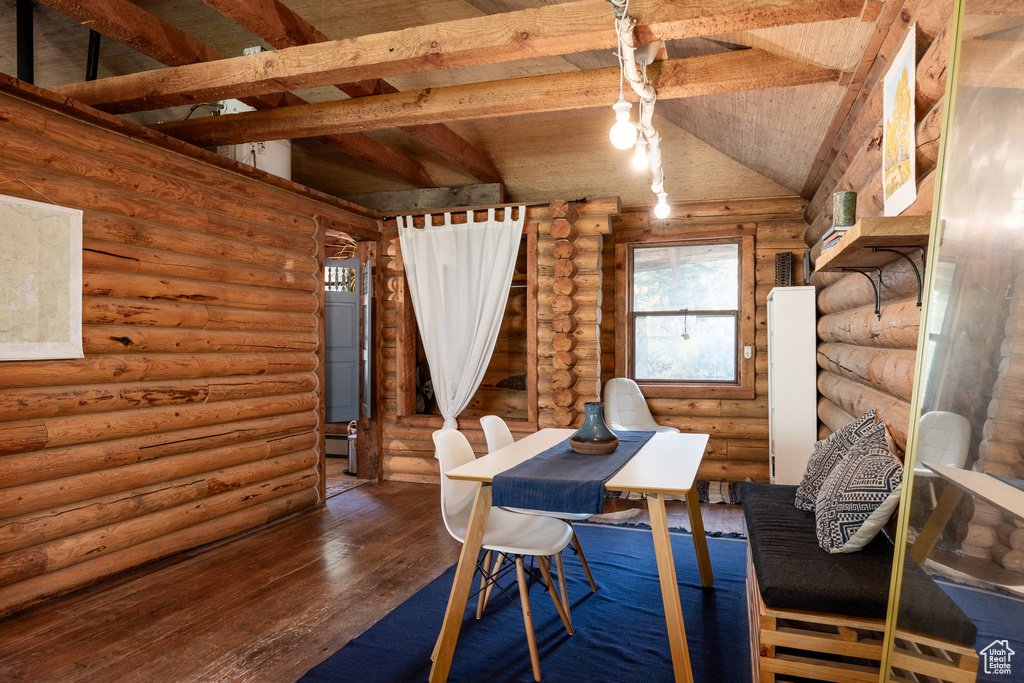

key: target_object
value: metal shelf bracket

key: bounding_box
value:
[871,246,926,306]
[840,267,883,319]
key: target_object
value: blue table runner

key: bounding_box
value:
[491,431,655,515]
[993,473,1024,494]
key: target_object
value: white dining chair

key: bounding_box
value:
[480,415,598,597]
[915,411,971,507]
[602,378,680,433]
[433,428,573,682]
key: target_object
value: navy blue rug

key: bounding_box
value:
[300,524,750,682]
[942,582,1024,682]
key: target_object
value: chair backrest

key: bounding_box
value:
[432,428,480,543]
[917,411,971,468]
[480,414,515,453]
[603,377,660,431]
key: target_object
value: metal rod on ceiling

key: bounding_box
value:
[86,30,101,81]
[16,0,34,84]
[381,197,587,223]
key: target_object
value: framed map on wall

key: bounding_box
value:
[0,193,83,360]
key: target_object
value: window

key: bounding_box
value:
[632,242,739,382]
[615,230,755,399]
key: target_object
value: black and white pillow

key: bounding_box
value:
[794,410,879,511]
[814,427,903,553]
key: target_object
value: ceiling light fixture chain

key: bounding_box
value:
[607,0,669,219]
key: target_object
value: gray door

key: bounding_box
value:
[325,257,359,423]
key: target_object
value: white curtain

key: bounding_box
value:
[398,207,525,430]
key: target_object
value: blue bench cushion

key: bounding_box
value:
[742,482,977,647]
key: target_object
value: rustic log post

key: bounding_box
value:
[540,200,583,427]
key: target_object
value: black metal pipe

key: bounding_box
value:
[17,0,34,84]
[86,29,101,81]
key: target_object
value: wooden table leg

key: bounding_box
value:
[647,492,694,683]
[910,484,964,565]
[684,488,714,588]
[429,484,492,683]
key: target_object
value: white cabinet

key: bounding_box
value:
[767,286,818,485]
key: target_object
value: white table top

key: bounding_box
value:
[446,428,710,496]
[926,464,1024,522]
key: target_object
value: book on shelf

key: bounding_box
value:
[822,224,850,241]
[822,234,844,250]
[821,224,851,250]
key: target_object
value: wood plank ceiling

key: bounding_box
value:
[0,0,882,209]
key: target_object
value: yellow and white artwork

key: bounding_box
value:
[0,193,83,360]
[884,28,917,217]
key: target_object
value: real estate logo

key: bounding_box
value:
[980,639,1016,676]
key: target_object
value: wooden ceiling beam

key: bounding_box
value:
[52,0,864,114]
[152,49,841,147]
[35,0,435,187]
[200,0,501,184]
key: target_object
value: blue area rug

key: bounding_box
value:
[301,524,750,683]
[942,582,1024,682]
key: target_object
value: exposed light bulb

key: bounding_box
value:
[653,192,670,219]
[632,136,649,170]
[609,97,637,150]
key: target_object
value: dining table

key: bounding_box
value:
[429,427,714,683]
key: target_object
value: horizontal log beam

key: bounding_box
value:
[0,352,314,391]
[817,371,910,450]
[151,49,840,146]
[0,414,317,489]
[82,270,316,313]
[54,0,861,113]
[36,0,433,188]
[199,0,502,184]
[0,373,317,421]
[817,297,922,349]
[817,342,917,402]
[0,434,316,520]
[0,393,317,456]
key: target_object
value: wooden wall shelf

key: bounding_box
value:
[815,215,931,272]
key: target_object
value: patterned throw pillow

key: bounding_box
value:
[814,427,904,554]
[794,410,879,511]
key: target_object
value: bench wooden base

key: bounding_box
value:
[747,549,979,683]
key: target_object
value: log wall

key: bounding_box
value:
[608,197,810,483]
[804,0,953,453]
[0,78,377,617]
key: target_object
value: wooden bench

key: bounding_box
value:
[742,482,979,683]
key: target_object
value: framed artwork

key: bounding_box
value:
[883,27,917,216]
[0,193,83,360]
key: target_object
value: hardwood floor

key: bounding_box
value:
[0,481,744,682]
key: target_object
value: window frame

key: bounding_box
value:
[615,225,756,399]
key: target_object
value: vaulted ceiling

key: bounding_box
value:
[0,0,885,210]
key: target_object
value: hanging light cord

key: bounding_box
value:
[607,0,665,197]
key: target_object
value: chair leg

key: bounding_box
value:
[538,556,573,635]
[476,550,492,619]
[480,552,505,614]
[516,556,542,682]
[554,552,570,617]
[569,523,597,592]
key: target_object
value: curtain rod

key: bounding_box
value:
[381,197,587,223]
